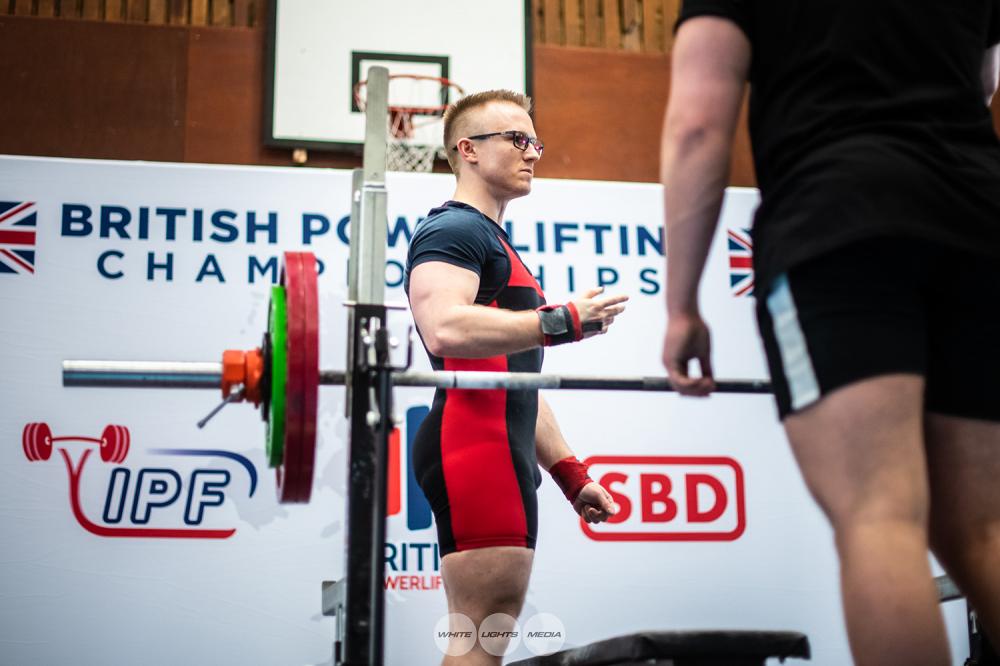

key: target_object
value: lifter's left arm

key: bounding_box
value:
[535,394,617,523]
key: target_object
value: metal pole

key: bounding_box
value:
[356,67,388,306]
[62,361,223,388]
[63,361,774,395]
[342,64,390,666]
[345,167,365,419]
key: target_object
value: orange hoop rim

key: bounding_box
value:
[354,74,466,116]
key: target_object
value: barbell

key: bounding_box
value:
[62,251,773,504]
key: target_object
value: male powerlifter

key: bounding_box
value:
[404,90,626,665]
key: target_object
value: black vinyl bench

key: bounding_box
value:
[509,630,811,666]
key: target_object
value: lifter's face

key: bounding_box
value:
[456,101,540,199]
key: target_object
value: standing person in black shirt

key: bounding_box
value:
[659,2,1000,665]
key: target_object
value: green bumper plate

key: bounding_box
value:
[266,285,287,468]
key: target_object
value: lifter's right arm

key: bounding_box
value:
[409,260,542,358]
[408,261,628,359]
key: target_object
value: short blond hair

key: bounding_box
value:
[443,90,533,173]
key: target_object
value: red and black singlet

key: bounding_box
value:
[404,201,545,555]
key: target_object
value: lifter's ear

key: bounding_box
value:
[455,138,479,165]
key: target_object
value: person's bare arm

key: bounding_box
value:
[409,261,629,359]
[660,16,751,395]
[983,44,1000,106]
[535,394,574,469]
[535,394,616,523]
[408,261,542,358]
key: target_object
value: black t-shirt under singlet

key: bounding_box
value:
[678,0,1000,290]
[404,201,516,304]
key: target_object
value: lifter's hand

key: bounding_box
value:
[663,312,715,396]
[571,287,629,338]
[573,481,619,524]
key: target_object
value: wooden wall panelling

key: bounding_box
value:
[564,0,581,46]
[620,0,640,51]
[642,0,661,53]
[662,0,680,51]
[533,0,544,44]
[211,0,230,26]
[583,0,601,46]
[0,13,769,180]
[59,0,81,18]
[182,25,358,168]
[147,0,165,23]
[184,26,256,163]
[543,0,560,44]
[37,0,55,17]
[127,0,145,22]
[105,0,122,21]
[190,0,207,25]
[0,16,188,160]
[233,0,248,27]
[534,44,669,181]
[81,0,100,19]
[14,0,32,15]
[602,0,619,48]
[168,0,186,24]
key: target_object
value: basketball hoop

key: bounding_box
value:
[355,74,465,172]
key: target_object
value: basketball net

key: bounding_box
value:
[386,108,441,173]
[355,74,464,173]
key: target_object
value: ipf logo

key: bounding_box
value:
[22,422,256,539]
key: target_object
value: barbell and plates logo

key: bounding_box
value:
[728,227,754,297]
[22,422,256,539]
[0,201,37,275]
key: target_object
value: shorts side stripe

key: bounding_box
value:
[766,274,820,411]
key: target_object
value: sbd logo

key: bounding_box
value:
[581,456,746,542]
[22,422,256,539]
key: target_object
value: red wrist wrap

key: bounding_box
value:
[549,456,593,503]
[565,302,583,341]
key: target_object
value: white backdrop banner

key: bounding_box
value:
[0,155,968,665]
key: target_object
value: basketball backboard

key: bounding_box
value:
[265,0,533,153]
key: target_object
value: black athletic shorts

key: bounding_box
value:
[756,237,1000,422]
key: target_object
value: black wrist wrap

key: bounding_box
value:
[536,303,582,346]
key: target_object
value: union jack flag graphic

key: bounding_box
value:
[0,201,37,275]
[727,227,754,297]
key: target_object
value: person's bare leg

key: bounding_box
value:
[783,374,948,666]
[926,413,1000,642]
[439,546,533,665]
